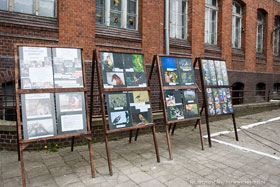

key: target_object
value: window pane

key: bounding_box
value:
[14,0,33,14]
[110,12,121,27]
[96,8,105,24]
[110,0,122,12]
[40,0,55,17]
[170,23,176,38]
[0,0,7,10]
[127,0,136,14]
[127,15,136,29]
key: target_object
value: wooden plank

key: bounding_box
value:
[18,87,86,94]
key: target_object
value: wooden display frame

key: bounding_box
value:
[90,49,160,176]
[147,54,205,160]
[194,57,239,147]
[14,44,95,187]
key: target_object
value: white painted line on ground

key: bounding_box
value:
[211,138,280,160]
[203,116,280,138]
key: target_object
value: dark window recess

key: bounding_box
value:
[256,82,266,102]
[1,81,16,121]
[231,82,244,105]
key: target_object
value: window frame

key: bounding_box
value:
[274,17,280,56]
[0,0,57,18]
[205,0,218,45]
[170,0,188,40]
[232,1,242,49]
[96,0,139,31]
[256,11,265,54]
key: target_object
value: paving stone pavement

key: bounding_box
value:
[1,108,280,187]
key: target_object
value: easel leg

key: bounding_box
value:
[71,136,75,152]
[205,115,212,147]
[171,123,176,136]
[151,126,160,162]
[135,129,139,141]
[87,139,95,178]
[129,130,132,143]
[168,124,171,133]
[198,120,205,150]
[194,107,204,129]
[165,124,173,160]
[20,145,26,187]
[232,113,239,141]
[104,134,113,176]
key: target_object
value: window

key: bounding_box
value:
[232,1,242,49]
[205,0,218,45]
[256,82,266,101]
[274,18,280,56]
[96,0,138,30]
[170,0,188,39]
[256,11,265,53]
[0,0,56,18]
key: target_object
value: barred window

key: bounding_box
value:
[256,11,265,53]
[95,0,138,30]
[232,1,242,49]
[0,0,56,18]
[170,0,188,39]
[205,0,218,45]
[274,18,280,56]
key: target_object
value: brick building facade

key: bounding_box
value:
[0,0,280,149]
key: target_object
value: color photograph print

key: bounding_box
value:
[107,92,128,110]
[220,61,229,85]
[208,60,217,86]
[178,58,193,72]
[58,92,83,112]
[167,105,184,121]
[183,89,196,103]
[161,57,177,70]
[132,91,149,103]
[164,71,179,86]
[109,111,131,130]
[23,93,53,120]
[226,88,234,113]
[106,72,126,87]
[180,72,195,85]
[185,104,199,118]
[126,72,147,87]
[215,61,224,86]
[164,90,182,107]
[131,107,152,126]
[132,54,144,72]
[208,104,216,116]
[101,52,114,72]
[26,118,55,139]
[201,60,211,85]
[20,47,54,89]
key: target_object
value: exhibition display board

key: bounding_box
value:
[90,50,160,176]
[194,57,239,147]
[147,55,205,160]
[14,45,95,187]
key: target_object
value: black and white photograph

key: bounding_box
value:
[25,118,55,139]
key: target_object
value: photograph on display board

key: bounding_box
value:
[53,48,84,88]
[24,93,53,119]
[161,57,180,86]
[206,88,216,116]
[226,88,234,113]
[124,54,147,87]
[183,89,199,118]
[201,60,212,86]
[129,91,152,126]
[178,58,195,85]
[19,47,54,89]
[213,88,222,115]
[220,61,229,85]
[215,61,224,86]
[58,92,83,112]
[164,90,184,121]
[26,118,55,139]
[105,92,131,130]
[100,52,126,88]
[208,60,218,86]
[109,111,131,129]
